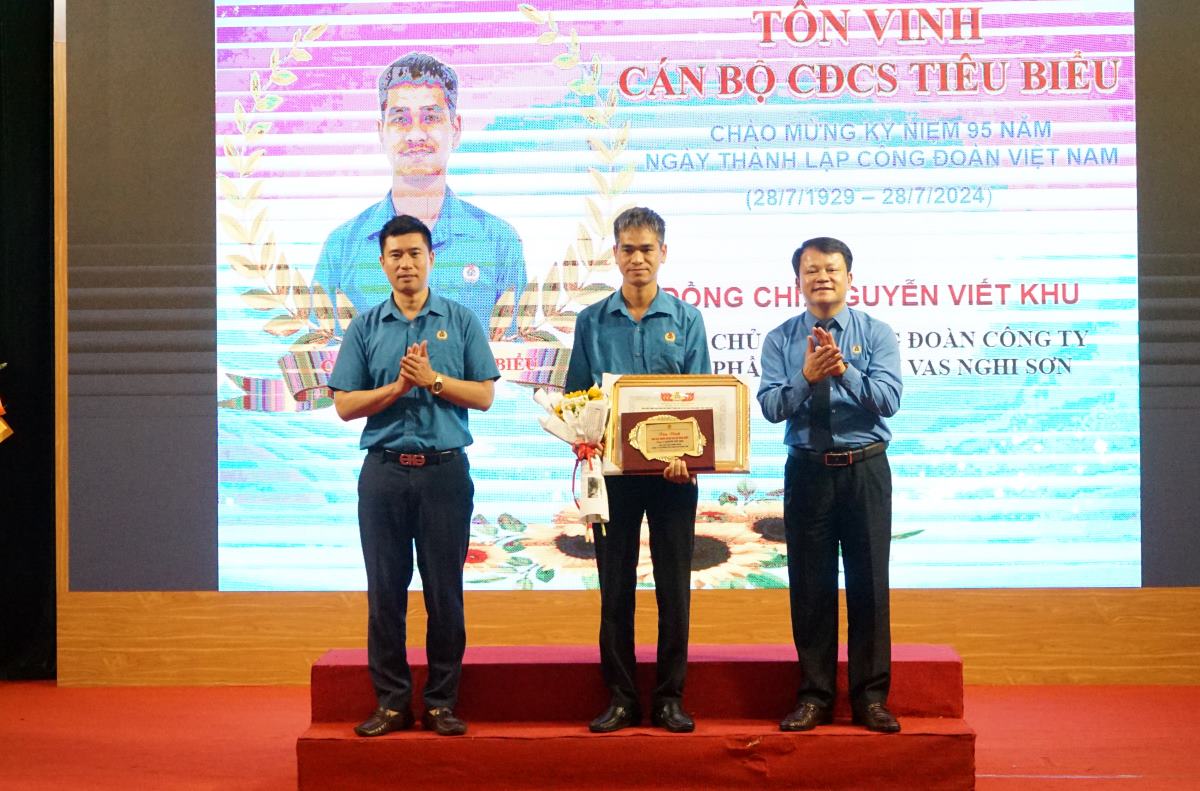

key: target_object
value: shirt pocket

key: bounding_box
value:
[846,344,872,374]
[648,333,685,373]
[425,323,466,379]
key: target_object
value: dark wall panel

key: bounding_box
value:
[67,1,216,590]
[1136,2,1200,585]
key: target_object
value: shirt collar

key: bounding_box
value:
[605,286,672,320]
[805,306,848,331]
[382,290,450,321]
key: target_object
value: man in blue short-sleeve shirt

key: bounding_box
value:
[565,207,711,735]
[329,214,500,738]
[757,236,904,735]
[314,52,526,334]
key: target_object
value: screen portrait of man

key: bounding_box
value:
[313,52,527,335]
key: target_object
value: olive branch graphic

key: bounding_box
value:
[218,23,354,352]
[489,4,640,376]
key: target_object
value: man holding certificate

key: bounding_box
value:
[757,237,904,734]
[564,207,711,733]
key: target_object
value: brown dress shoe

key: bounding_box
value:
[780,702,833,732]
[588,702,641,733]
[422,706,468,736]
[853,702,901,733]
[354,706,414,737]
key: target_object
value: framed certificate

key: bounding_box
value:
[602,374,750,474]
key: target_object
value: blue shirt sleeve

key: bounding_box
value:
[757,326,811,424]
[461,311,502,382]
[836,319,902,418]
[563,309,595,392]
[328,314,371,392]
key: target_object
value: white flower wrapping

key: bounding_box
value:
[533,387,610,526]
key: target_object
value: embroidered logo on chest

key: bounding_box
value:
[664,331,677,343]
[436,329,449,340]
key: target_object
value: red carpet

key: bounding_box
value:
[311,643,964,722]
[0,684,308,790]
[300,718,973,790]
[969,685,1200,790]
[298,643,973,789]
[3,682,1199,789]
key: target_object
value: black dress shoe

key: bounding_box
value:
[651,700,695,733]
[354,706,414,737]
[422,706,468,736]
[852,702,901,733]
[780,702,833,732]
[588,702,641,733]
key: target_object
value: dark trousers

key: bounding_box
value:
[357,450,473,711]
[783,450,892,711]
[595,474,698,708]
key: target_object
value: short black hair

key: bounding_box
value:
[377,52,459,118]
[378,214,433,254]
[792,236,853,275]
[613,206,666,245]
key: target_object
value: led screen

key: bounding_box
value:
[216,0,1139,590]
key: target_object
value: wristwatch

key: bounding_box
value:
[431,374,444,396]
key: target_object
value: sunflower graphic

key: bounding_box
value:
[621,521,775,589]
[744,501,787,544]
[520,522,656,580]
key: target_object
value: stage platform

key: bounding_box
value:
[298,644,975,789]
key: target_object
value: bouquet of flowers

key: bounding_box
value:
[533,385,610,529]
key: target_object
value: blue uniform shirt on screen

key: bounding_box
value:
[328,291,501,452]
[757,307,902,449]
[313,189,527,334]
[564,288,712,391]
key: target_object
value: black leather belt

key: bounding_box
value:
[376,448,463,467]
[791,441,887,468]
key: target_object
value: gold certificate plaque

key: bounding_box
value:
[619,410,717,474]
[630,414,706,461]
[603,374,750,474]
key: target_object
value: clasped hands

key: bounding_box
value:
[803,324,848,384]
[393,340,439,397]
